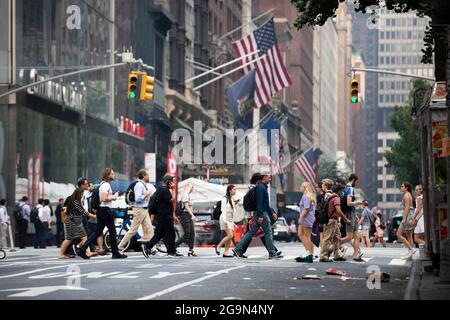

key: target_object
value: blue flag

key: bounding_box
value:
[226,69,256,130]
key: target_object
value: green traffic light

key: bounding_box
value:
[351,97,358,103]
[130,92,136,99]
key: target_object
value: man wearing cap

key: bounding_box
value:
[142,173,182,258]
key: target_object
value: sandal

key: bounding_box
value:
[214,245,220,256]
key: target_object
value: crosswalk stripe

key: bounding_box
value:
[389,258,407,266]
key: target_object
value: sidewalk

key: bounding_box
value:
[405,257,450,300]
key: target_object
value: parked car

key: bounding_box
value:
[194,212,222,245]
[387,214,403,243]
[272,217,290,242]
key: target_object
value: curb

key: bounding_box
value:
[404,258,421,300]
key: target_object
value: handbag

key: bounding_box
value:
[61,207,68,224]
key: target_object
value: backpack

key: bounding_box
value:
[30,207,40,223]
[340,185,353,217]
[243,186,257,212]
[13,204,24,221]
[90,182,105,211]
[212,200,222,220]
[125,180,148,205]
[147,192,158,215]
[175,200,184,217]
[315,194,338,225]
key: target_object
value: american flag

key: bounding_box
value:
[232,18,292,108]
[294,148,319,187]
[272,129,285,175]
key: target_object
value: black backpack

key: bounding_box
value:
[315,194,338,225]
[125,180,148,205]
[243,186,257,212]
[147,192,158,215]
[13,204,24,220]
[30,207,40,223]
[90,182,105,211]
[212,200,222,220]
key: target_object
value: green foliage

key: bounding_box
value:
[290,0,435,64]
[384,80,430,186]
[318,158,348,181]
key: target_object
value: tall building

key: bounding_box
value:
[349,5,379,207]
[335,3,354,174]
[313,20,338,161]
[376,10,434,217]
[0,0,173,205]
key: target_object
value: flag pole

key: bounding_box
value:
[185,50,260,84]
[193,55,264,91]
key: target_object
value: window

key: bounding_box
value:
[380,32,384,39]
[392,19,396,26]
[391,31,395,39]
[387,32,390,39]
[391,94,395,102]
[391,82,395,90]
[380,82,384,90]
[378,180,383,189]
[386,19,390,26]
[408,31,412,39]
[380,44,384,52]
[387,194,397,202]
[387,180,396,188]
[413,18,417,26]
[380,57,384,64]
[380,95,384,103]
[386,166,394,175]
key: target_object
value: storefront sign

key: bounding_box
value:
[145,153,156,183]
[21,69,85,113]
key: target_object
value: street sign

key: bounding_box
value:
[145,153,156,183]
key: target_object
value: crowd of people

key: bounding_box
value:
[1,168,426,264]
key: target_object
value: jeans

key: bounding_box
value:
[56,222,64,247]
[16,219,28,248]
[145,219,176,254]
[34,221,43,248]
[80,207,120,256]
[320,219,342,260]
[175,213,195,250]
[235,212,277,256]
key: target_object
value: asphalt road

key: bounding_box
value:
[0,242,413,300]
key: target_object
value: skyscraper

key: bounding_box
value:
[376,9,434,217]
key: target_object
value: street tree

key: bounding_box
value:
[318,158,348,181]
[384,80,430,187]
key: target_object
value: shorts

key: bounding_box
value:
[219,215,234,231]
[415,216,425,234]
[345,216,359,234]
[361,225,370,237]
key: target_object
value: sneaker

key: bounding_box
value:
[333,256,347,262]
[352,257,364,262]
[276,251,283,257]
[167,252,183,257]
[232,248,248,258]
[141,244,149,259]
[72,244,79,257]
[295,255,313,263]
[112,253,127,259]
[269,254,283,260]
[340,246,348,257]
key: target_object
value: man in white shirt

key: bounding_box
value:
[119,169,156,254]
[39,199,52,249]
[0,199,9,249]
[34,199,44,249]
[17,196,31,249]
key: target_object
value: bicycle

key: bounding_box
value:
[0,248,6,260]
[104,209,140,251]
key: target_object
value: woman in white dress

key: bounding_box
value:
[215,185,237,258]
[411,184,425,246]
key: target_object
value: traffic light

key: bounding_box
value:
[127,72,139,100]
[350,78,359,103]
[139,74,155,101]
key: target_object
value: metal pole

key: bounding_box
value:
[7,223,16,252]
[186,50,260,84]
[0,62,127,99]
[217,8,274,41]
[109,0,116,123]
[351,67,435,81]
[193,55,264,91]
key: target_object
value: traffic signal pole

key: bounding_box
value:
[0,51,150,100]
[351,67,435,82]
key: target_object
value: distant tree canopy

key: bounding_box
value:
[289,0,444,64]
[318,158,348,182]
[384,80,430,187]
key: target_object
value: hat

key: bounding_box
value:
[163,173,175,184]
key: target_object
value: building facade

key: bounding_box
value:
[349,5,379,207]
[313,20,338,162]
[0,0,174,208]
[376,10,434,217]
